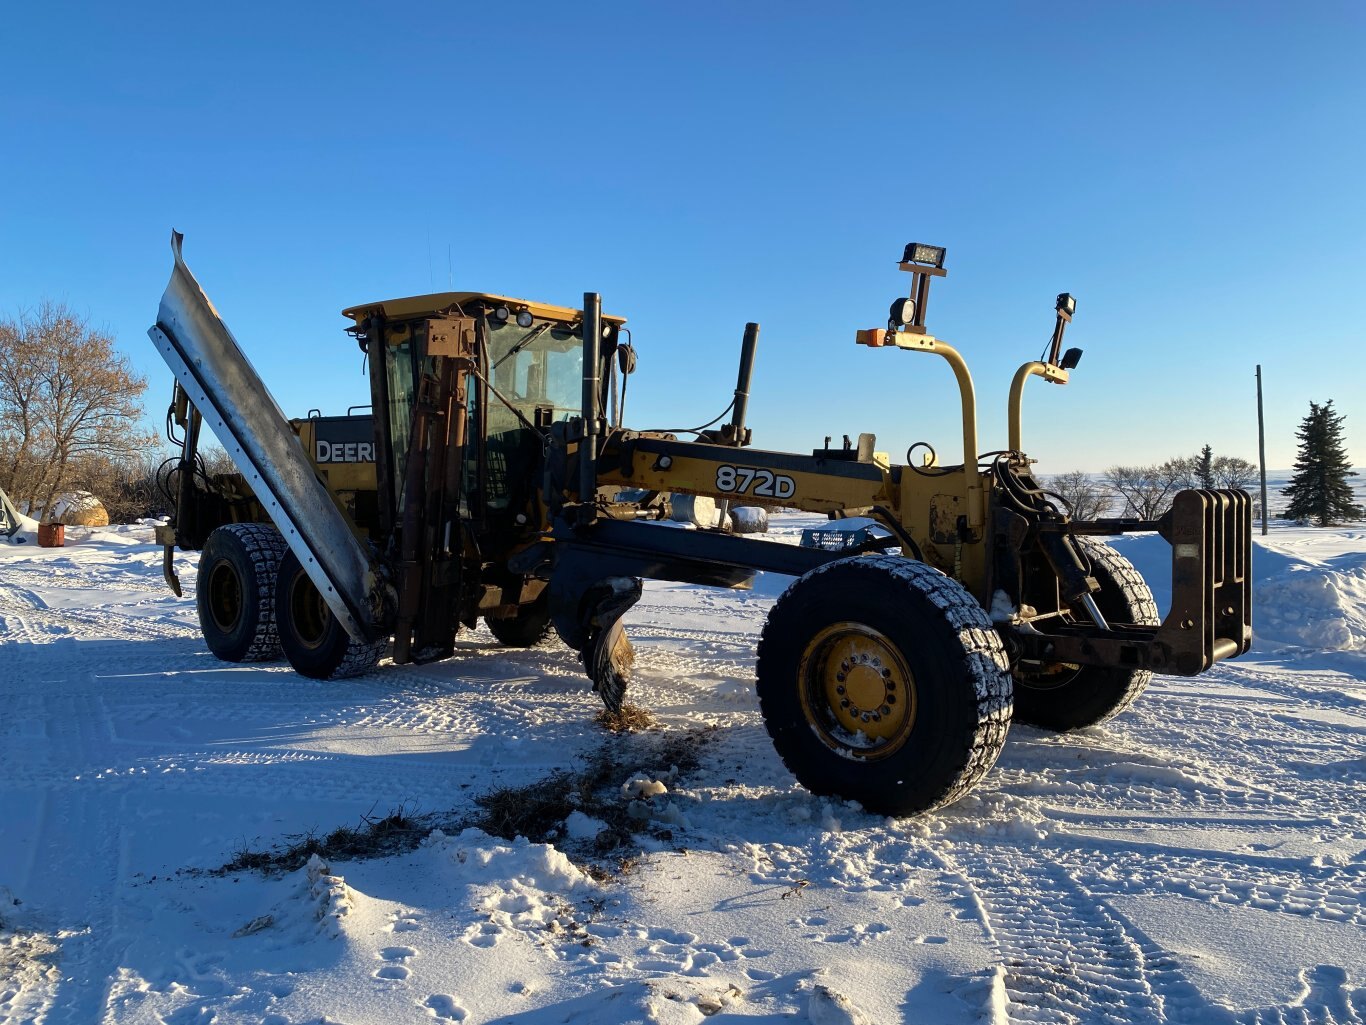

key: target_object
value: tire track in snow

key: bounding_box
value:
[933,846,1181,1025]
[19,689,128,1025]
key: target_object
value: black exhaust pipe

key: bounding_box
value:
[579,292,602,524]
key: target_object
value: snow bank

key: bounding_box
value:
[1255,553,1366,652]
[2,507,40,546]
[424,828,593,891]
[1109,530,1366,656]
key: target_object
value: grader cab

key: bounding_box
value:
[151,233,1251,816]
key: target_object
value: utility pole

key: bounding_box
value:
[1256,364,1269,535]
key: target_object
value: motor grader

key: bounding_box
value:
[151,233,1251,816]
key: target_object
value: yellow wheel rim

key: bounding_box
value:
[797,622,917,760]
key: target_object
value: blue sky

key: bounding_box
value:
[2,1,1362,472]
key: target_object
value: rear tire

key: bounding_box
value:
[196,523,287,663]
[275,548,387,680]
[485,595,556,648]
[755,555,1013,816]
[1013,537,1160,731]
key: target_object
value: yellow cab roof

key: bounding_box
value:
[342,291,626,325]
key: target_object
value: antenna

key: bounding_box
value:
[427,228,433,290]
[448,244,453,289]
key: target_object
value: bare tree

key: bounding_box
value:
[1103,461,1187,519]
[1047,471,1111,520]
[1165,454,1202,490]
[1211,455,1257,491]
[0,302,159,518]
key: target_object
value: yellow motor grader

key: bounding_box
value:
[151,234,1250,815]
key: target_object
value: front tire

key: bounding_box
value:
[275,548,387,680]
[196,523,287,663]
[755,554,1013,816]
[1013,537,1160,731]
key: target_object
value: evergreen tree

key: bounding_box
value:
[1196,444,1214,489]
[1281,400,1363,526]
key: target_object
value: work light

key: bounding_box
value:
[902,243,946,268]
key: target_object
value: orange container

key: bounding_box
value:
[37,522,65,548]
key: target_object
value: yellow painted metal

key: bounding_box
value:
[293,420,375,493]
[862,329,984,530]
[1007,361,1070,453]
[342,291,627,327]
[797,622,917,758]
[597,448,892,516]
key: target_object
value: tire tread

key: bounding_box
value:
[756,554,1013,815]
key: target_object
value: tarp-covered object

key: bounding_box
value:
[47,491,110,526]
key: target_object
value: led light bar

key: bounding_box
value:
[902,242,946,268]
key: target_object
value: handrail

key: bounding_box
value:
[1007,360,1069,453]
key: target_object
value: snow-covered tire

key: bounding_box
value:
[196,523,287,663]
[485,596,556,648]
[755,554,1014,816]
[274,548,387,680]
[1013,537,1160,731]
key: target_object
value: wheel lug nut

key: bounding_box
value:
[836,685,845,695]
[881,668,892,679]
[861,712,872,722]
[885,694,896,705]
[881,705,892,715]
[840,698,850,709]
[836,673,845,683]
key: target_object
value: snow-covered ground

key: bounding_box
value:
[2,513,1364,1025]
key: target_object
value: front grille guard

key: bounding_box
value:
[1010,489,1253,677]
[1156,488,1253,675]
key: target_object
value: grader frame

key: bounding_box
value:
[150,234,1251,816]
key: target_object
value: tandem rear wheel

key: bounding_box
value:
[484,593,556,648]
[196,523,288,663]
[274,548,387,680]
[755,554,1014,817]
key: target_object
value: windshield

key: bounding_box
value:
[483,318,583,512]
[485,319,583,424]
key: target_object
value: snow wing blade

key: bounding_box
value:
[148,231,387,642]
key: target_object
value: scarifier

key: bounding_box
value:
[150,233,1251,815]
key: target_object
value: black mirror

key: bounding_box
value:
[1060,347,1083,371]
[617,343,637,375]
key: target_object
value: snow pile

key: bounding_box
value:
[424,828,593,892]
[1,507,39,546]
[305,854,354,936]
[1106,530,1366,656]
[1255,553,1366,652]
[809,983,871,1025]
